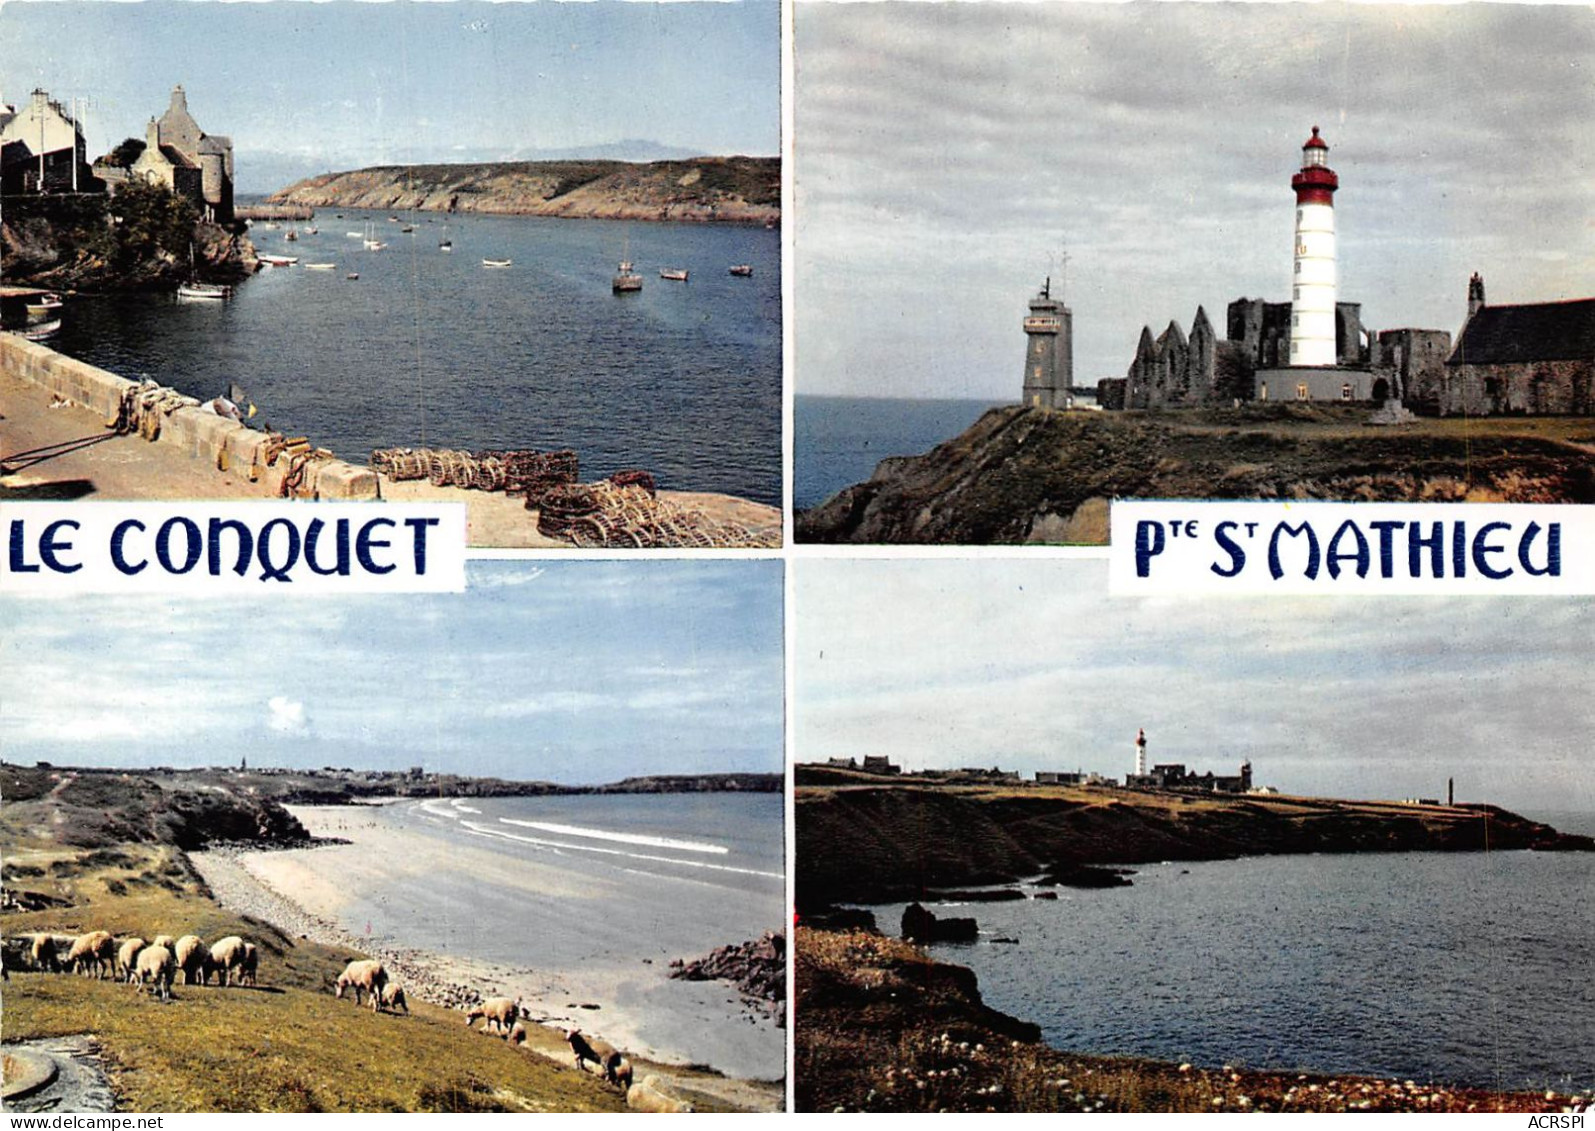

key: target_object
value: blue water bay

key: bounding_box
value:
[54,212,781,505]
[881,846,1595,1094]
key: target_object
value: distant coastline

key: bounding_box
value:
[266,156,779,225]
[795,767,1593,909]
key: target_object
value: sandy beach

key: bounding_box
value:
[191,802,784,1086]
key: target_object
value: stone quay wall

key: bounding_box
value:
[0,333,377,500]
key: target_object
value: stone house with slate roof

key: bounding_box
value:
[99,86,234,223]
[1429,274,1595,415]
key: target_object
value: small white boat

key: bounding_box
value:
[346,231,363,239]
[364,240,387,250]
[305,226,319,235]
[284,229,299,242]
[439,240,453,253]
[15,318,62,339]
[660,268,689,282]
[259,253,299,266]
[177,281,232,300]
[304,263,337,271]
[729,265,754,277]
[482,258,513,268]
[25,292,63,317]
[346,272,360,280]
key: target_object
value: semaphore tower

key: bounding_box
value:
[1021,276,1073,408]
[1289,126,1339,367]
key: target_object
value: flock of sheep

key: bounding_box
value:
[14,933,642,1100]
[337,960,634,1092]
[18,931,257,1001]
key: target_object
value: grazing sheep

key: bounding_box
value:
[134,944,175,1001]
[67,931,116,979]
[174,935,207,984]
[465,996,521,1035]
[608,1056,634,1092]
[207,936,248,987]
[565,1029,604,1072]
[151,934,176,951]
[28,933,66,972]
[116,937,148,983]
[239,943,258,987]
[335,959,388,1011]
[378,983,408,1014]
[626,1075,695,1114]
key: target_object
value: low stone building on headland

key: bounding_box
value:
[93,85,234,223]
[1126,760,1253,794]
[1425,274,1595,416]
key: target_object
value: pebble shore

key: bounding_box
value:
[192,846,492,1012]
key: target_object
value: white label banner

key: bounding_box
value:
[0,502,467,593]
[1110,501,1587,595]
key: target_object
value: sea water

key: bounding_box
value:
[52,212,781,505]
[312,792,784,1077]
[794,395,999,511]
[879,841,1595,1094]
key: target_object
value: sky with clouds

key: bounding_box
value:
[795,2,1595,400]
[796,559,1595,819]
[0,0,779,192]
[2,560,784,783]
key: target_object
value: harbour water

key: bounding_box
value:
[261,792,785,1079]
[794,395,999,510]
[881,840,1595,1094]
[53,212,781,505]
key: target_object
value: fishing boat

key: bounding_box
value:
[25,292,63,318]
[304,263,337,271]
[612,260,643,293]
[482,258,513,268]
[177,281,232,300]
[728,265,754,277]
[659,268,689,282]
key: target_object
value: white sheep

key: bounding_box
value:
[335,959,388,1011]
[207,936,248,986]
[174,935,207,984]
[67,930,115,978]
[466,996,521,1035]
[116,937,148,983]
[134,944,175,1001]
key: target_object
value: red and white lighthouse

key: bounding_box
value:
[1289,126,1339,367]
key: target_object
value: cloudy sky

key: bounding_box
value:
[2,560,784,783]
[795,2,1595,399]
[796,559,1595,820]
[0,0,779,192]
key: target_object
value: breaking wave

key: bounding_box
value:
[497,817,728,855]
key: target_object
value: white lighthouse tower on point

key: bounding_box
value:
[1134,728,1147,777]
[1289,126,1339,367]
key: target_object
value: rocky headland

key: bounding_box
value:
[796,403,1595,544]
[794,770,1592,910]
[0,181,255,294]
[267,156,779,224]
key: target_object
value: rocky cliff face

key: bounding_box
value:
[796,404,1595,545]
[267,156,779,224]
[795,779,1592,908]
